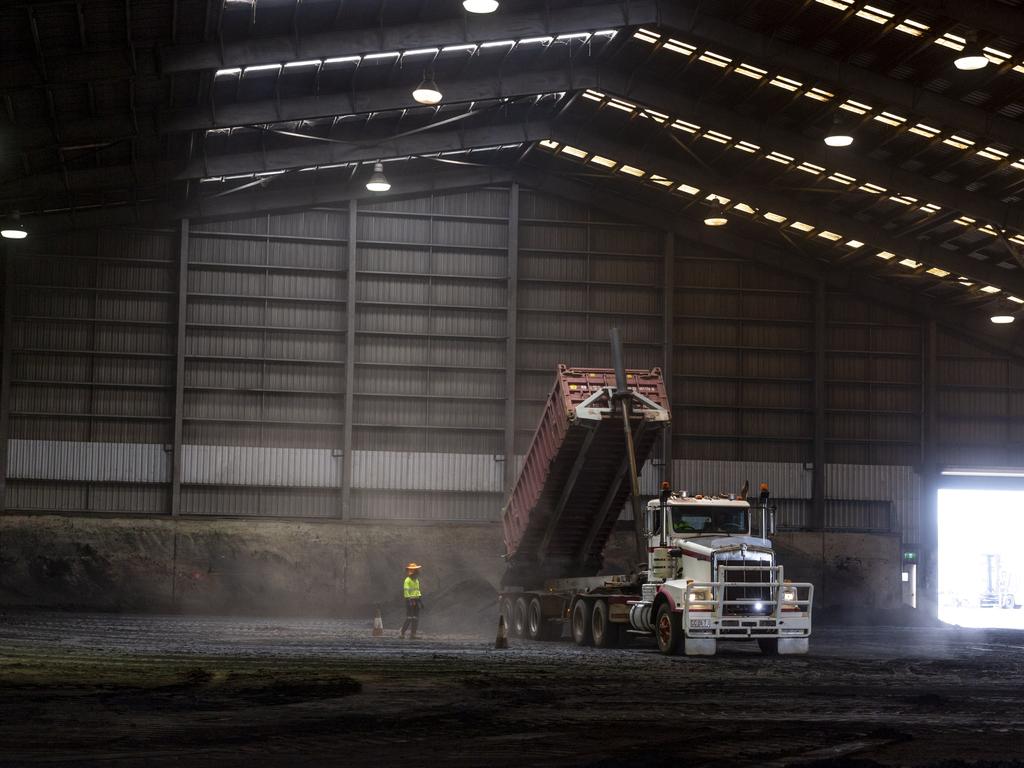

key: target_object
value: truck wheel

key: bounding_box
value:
[758,638,779,655]
[527,597,547,641]
[655,603,681,656]
[571,599,593,646]
[591,600,620,648]
[513,597,529,638]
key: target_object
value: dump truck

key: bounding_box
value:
[980,554,1021,609]
[497,335,814,655]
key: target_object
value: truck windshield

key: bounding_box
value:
[671,507,748,534]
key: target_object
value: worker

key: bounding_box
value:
[400,562,423,639]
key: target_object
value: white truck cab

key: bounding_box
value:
[627,485,813,656]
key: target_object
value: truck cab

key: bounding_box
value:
[627,486,813,656]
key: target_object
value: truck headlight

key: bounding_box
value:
[782,587,798,602]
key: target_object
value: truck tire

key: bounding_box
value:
[527,596,547,641]
[591,599,620,648]
[571,599,593,646]
[758,638,779,655]
[513,597,529,638]
[655,603,681,656]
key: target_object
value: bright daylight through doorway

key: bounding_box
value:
[938,488,1024,629]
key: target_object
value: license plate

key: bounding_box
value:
[689,618,712,629]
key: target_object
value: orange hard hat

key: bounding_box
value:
[405,562,422,571]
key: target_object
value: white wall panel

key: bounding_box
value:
[7,440,170,483]
[181,445,342,487]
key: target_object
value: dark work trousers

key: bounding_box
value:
[401,598,421,637]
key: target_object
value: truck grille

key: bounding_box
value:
[717,558,773,616]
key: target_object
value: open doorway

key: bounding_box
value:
[937,487,1024,628]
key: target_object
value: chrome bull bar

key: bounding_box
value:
[683,565,813,638]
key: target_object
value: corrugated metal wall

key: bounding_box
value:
[6,229,176,513]
[1,184,1018,540]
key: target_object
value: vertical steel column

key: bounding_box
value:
[812,279,827,531]
[921,319,939,613]
[341,201,358,519]
[170,218,189,516]
[0,250,13,511]
[503,182,520,497]
[662,231,674,486]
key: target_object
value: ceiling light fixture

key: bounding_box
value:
[824,114,854,147]
[365,162,391,192]
[954,34,989,70]
[703,199,728,227]
[463,0,499,12]
[412,72,443,105]
[1,212,27,240]
[990,315,1015,324]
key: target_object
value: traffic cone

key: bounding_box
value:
[494,614,508,649]
[372,607,384,637]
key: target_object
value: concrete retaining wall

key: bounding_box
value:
[0,515,900,616]
[0,515,505,616]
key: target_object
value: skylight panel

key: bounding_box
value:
[736,63,768,80]
[954,216,976,226]
[735,141,760,153]
[582,90,604,102]
[677,183,700,195]
[283,59,321,68]
[896,18,929,36]
[641,109,669,123]
[634,28,660,44]
[734,203,757,214]
[845,239,865,248]
[364,52,401,60]
[664,38,696,56]
[889,195,917,205]
[589,155,616,168]
[935,33,965,51]
[480,40,515,48]
[769,75,802,92]
[909,123,940,138]
[921,203,941,214]
[859,182,887,194]
[403,48,440,57]
[763,212,787,223]
[876,251,896,260]
[927,267,950,277]
[606,99,637,114]
[815,0,853,9]
[516,37,552,46]
[1008,296,1024,304]
[618,165,646,177]
[701,130,732,144]
[539,139,560,150]
[672,120,701,134]
[699,50,732,67]
[805,87,835,102]
[828,171,857,185]
[797,162,826,175]
[983,47,1011,64]
[215,67,242,77]
[766,151,794,165]
[856,5,894,24]
[560,145,587,158]
[244,63,281,73]
[977,146,1009,161]
[980,286,1001,294]
[790,221,815,232]
[874,112,906,127]
[650,175,674,187]
[899,258,922,269]
[839,99,872,115]
[818,231,842,241]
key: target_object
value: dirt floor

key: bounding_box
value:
[1,612,1023,768]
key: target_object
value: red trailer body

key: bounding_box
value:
[501,364,670,587]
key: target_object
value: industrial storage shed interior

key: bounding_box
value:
[1,1,1024,763]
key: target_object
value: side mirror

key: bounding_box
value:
[769,507,777,536]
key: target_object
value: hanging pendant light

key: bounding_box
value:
[365,162,391,192]
[990,315,1015,324]
[703,199,728,227]
[1,212,28,240]
[954,34,989,71]
[412,72,443,106]
[824,114,854,147]
[463,0,499,12]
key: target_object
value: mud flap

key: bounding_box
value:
[777,638,809,655]
[684,637,717,656]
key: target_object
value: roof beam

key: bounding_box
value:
[656,2,1024,153]
[517,168,1024,363]
[900,0,1024,43]
[158,1,657,74]
[176,120,550,180]
[546,125,1024,296]
[161,69,595,133]
[22,165,513,232]
[585,68,1024,233]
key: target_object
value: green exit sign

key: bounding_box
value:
[903,551,917,561]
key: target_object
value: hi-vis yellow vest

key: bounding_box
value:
[403,576,421,599]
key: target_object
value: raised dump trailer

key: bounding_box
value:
[498,357,814,655]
